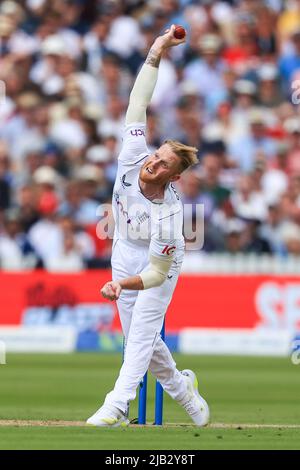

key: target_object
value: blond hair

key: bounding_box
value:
[164,140,198,173]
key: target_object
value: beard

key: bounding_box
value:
[139,165,166,186]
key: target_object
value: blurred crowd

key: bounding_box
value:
[1,0,300,271]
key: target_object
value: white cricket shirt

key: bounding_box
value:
[112,123,185,259]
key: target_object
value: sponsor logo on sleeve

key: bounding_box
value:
[130,129,145,137]
[161,245,176,256]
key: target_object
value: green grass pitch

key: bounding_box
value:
[0,353,299,450]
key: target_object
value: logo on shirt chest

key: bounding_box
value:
[120,174,132,189]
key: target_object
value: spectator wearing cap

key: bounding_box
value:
[0,1,25,27]
[228,108,277,172]
[231,80,257,135]
[31,164,61,216]
[233,79,257,105]
[222,218,246,254]
[64,72,101,107]
[76,163,109,205]
[32,164,61,187]
[30,33,85,97]
[0,91,47,174]
[0,91,42,143]
[257,63,283,108]
[184,33,227,107]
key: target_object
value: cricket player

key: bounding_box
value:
[87,25,209,427]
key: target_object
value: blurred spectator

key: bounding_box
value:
[222,218,246,254]
[242,218,272,254]
[184,33,227,110]
[201,153,230,210]
[260,203,286,255]
[277,2,300,51]
[16,184,40,232]
[223,12,259,75]
[83,15,111,76]
[58,177,98,226]
[45,215,96,272]
[228,108,277,172]
[0,208,39,270]
[257,64,283,108]
[230,174,268,221]
[252,155,288,205]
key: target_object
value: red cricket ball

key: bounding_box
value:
[174,25,186,40]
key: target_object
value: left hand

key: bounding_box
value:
[101,281,122,301]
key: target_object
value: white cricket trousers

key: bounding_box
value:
[104,240,188,413]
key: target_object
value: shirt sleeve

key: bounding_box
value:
[118,122,149,165]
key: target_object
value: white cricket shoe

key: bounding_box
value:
[86,404,130,428]
[180,369,210,427]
